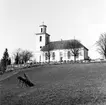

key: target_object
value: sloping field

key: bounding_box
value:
[1,63,106,105]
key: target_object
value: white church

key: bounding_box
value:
[35,24,89,63]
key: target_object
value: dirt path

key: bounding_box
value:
[0,70,19,81]
[0,66,36,81]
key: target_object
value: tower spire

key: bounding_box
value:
[74,36,75,40]
[42,21,44,25]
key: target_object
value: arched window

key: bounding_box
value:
[52,52,55,60]
[41,28,43,32]
[67,51,71,59]
[45,53,48,60]
[60,52,62,57]
[40,36,42,42]
[39,56,41,62]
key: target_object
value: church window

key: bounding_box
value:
[41,28,43,32]
[52,52,55,60]
[40,46,42,49]
[40,36,42,42]
[64,51,66,57]
[39,56,41,62]
[67,51,71,59]
[45,53,48,60]
[79,50,83,56]
[80,51,82,56]
[60,52,62,57]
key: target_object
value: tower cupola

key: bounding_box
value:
[35,23,50,51]
[39,24,47,33]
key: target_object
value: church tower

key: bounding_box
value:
[35,23,50,62]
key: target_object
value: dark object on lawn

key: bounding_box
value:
[24,73,29,81]
[17,75,34,87]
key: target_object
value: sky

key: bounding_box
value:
[1,0,106,59]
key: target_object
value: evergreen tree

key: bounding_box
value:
[1,48,9,73]
[15,53,20,64]
[8,58,11,65]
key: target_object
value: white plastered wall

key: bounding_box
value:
[40,47,87,62]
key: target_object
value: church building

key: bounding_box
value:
[35,24,88,63]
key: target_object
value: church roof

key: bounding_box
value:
[41,39,88,51]
[39,25,47,27]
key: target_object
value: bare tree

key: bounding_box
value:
[13,48,22,64]
[96,33,106,59]
[66,39,82,62]
[13,49,33,64]
[21,50,33,63]
[41,43,54,63]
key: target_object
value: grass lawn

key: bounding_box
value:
[1,63,106,105]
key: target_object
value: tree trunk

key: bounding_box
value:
[48,58,50,63]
